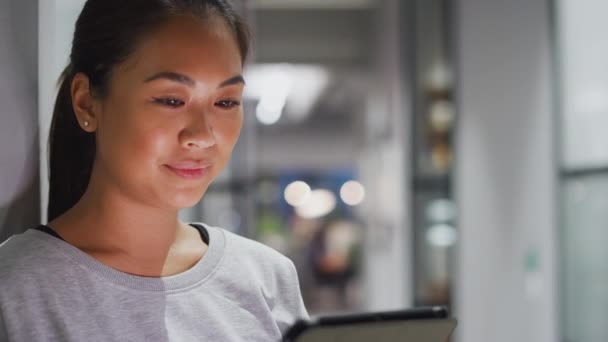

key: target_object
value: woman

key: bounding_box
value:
[0,1,308,341]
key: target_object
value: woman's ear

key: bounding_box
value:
[71,72,99,132]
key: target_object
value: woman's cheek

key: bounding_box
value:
[207,111,237,137]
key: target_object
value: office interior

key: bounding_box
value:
[0,0,605,341]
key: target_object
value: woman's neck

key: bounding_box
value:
[47,178,205,277]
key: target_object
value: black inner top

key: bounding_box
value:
[33,223,210,245]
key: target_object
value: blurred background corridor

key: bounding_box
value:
[1,0,606,341]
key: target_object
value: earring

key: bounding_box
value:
[84,121,90,127]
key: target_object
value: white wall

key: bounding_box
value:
[559,0,608,169]
[455,0,558,341]
[0,0,40,241]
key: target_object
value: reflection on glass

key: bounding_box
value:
[562,174,608,341]
[411,0,456,308]
[255,171,365,313]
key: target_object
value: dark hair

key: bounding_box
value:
[47,0,251,222]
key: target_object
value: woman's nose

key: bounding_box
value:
[180,112,216,149]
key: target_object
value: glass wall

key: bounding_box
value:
[200,0,382,314]
[411,0,457,307]
[556,0,608,340]
[199,0,458,314]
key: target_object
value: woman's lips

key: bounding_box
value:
[164,163,211,180]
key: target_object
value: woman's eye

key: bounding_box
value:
[215,99,241,109]
[153,97,185,108]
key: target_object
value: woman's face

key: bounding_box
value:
[91,16,244,210]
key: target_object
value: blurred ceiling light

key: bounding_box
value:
[284,181,311,207]
[340,180,365,206]
[429,100,455,133]
[426,224,458,247]
[285,65,329,122]
[256,95,287,125]
[295,189,337,219]
[248,64,292,125]
[425,199,457,223]
[426,61,452,91]
[244,63,329,124]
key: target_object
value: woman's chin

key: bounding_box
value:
[165,188,208,209]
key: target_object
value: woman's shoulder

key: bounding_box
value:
[215,225,291,258]
[0,229,64,287]
[0,229,43,267]
[203,224,298,276]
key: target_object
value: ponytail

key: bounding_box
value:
[47,65,96,222]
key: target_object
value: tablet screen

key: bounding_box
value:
[290,318,456,342]
[283,307,457,342]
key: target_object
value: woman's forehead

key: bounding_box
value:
[114,17,242,85]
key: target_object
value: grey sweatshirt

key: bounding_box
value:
[0,224,308,341]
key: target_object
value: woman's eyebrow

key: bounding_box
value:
[218,75,245,88]
[143,71,196,87]
[143,72,245,89]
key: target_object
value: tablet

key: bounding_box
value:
[283,306,457,342]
